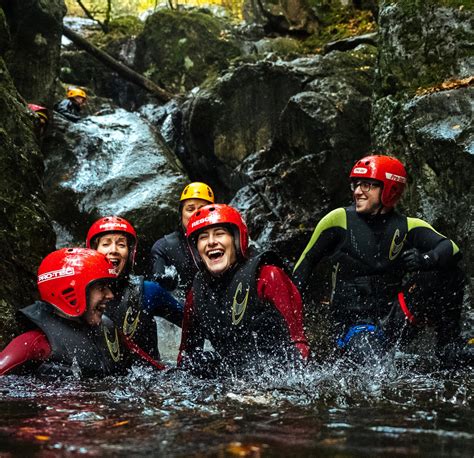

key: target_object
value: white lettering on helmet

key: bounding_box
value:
[353,167,367,174]
[99,222,127,230]
[385,172,407,183]
[191,215,216,228]
[108,268,118,275]
[38,267,75,283]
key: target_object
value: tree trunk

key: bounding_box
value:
[62,25,174,103]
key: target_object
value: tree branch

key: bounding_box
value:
[63,25,174,103]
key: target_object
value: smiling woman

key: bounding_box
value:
[179,204,310,376]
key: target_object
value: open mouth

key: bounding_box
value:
[108,258,121,268]
[207,249,224,261]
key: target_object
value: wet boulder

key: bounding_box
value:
[376,0,473,96]
[134,10,241,93]
[182,45,375,256]
[42,108,189,269]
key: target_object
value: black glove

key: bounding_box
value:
[402,248,438,272]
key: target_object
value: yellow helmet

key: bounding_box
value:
[67,87,87,99]
[180,182,214,203]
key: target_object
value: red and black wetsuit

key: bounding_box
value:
[293,206,464,352]
[0,301,134,377]
[178,251,310,375]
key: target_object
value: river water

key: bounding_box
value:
[0,349,472,456]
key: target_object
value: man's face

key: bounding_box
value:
[83,281,114,326]
[197,226,237,276]
[181,198,210,230]
[96,234,129,275]
[352,179,384,215]
[73,96,86,106]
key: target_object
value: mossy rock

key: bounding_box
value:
[134,10,241,93]
[377,0,474,96]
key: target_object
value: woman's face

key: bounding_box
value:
[181,198,210,230]
[197,226,237,276]
[96,233,129,275]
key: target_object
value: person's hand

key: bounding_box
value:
[402,248,438,271]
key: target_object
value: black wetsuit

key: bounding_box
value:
[293,206,464,355]
[107,275,183,361]
[179,252,309,376]
[149,229,197,298]
[20,301,130,377]
[54,99,82,122]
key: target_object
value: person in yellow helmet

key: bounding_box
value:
[149,182,215,299]
[54,86,87,122]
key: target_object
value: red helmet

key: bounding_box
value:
[350,155,407,208]
[86,216,137,268]
[37,248,117,317]
[186,204,249,268]
[28,103,49,125]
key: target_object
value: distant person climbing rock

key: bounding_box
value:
[54,86,87,122]
[87,216,183,361]
[27,103,49,137]
[178,204,310,376]
[149,182,215,300]
[293,154,467,366]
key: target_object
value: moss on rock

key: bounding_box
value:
[134,10,241,93]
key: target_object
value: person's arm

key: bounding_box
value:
[149,238,179,290]
[0,330,51,375]
[142,280,183,327]
[403,218,461,271]
[177,289,205,367]
[292,208,346,290]
[257,265,311,360]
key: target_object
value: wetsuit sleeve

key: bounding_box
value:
[407,218,461,268]
[0,330,51,375]
[142,280,183,327]
[177,289,205,366]
[149,238,178,290]
[257,265,310,360]
[292,208,346,290]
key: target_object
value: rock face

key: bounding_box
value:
[134,10,241,93]
[2,0,66,106]
[0,57,55,344]
[42,109,189,269]
[180,46,376,260]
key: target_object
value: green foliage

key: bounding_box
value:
[302,8,377,53]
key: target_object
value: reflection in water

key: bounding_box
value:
[0,358,472,456]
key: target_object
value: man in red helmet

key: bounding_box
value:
[86,216,183,362]
[178,204,310,376]
[293,155,466,365]
[27,103,49,137]
[0,248,132,377]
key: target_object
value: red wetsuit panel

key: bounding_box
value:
[0,330,52,375]
[257,265,310,360]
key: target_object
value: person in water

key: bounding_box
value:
[149,182,215,300]
[178,204,310,376]
[54,86,87,122]
[293,154,466,364]
[0,248,144,377]
[87,216,184,361]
